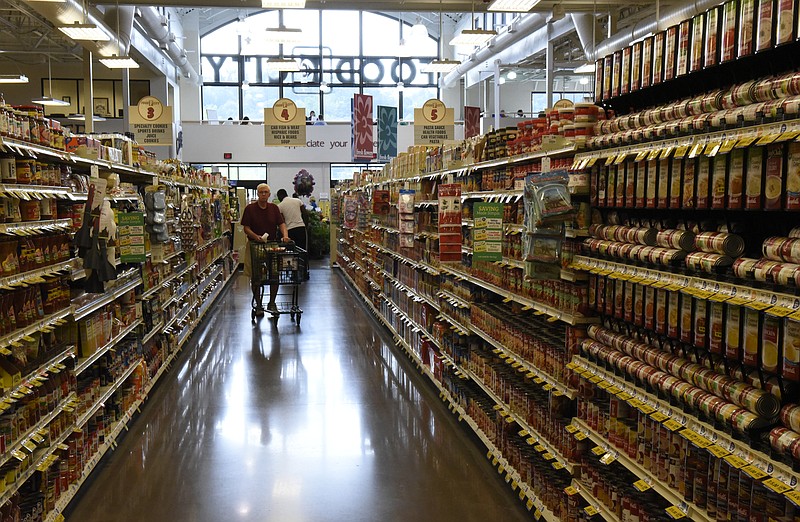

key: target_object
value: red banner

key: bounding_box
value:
[352,94,374,160]
[464,106,481,139]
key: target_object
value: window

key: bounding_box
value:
[201,10,438,122]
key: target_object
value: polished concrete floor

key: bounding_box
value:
[66,262,532,522]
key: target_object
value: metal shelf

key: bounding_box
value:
[0,306,71,353]
[0,258,76,291]
[75,362,141,429]
[0,218,73,237]
[72,275,142,321]
[0,345,75,413]
[570,479,622,522]
[74,319,142,375]
[140,262,195,300]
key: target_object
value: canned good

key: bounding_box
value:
[695,231,746,257]
[763,236,790,261]
[732,258,759,279]
[685,252,735,273]
[768,427,800,458]
[753,259,782,282]
[656,229,696,251]
[780,404,800,432]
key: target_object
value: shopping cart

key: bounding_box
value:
[250,241,306,324]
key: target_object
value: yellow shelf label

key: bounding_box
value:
[534,377,545,385]
[542,453,555,461]
[736,136,759,148]
[597,381,612,390]
[519,429,530,437]
[785,489,800,507]
[589,376,603,384]
[564,486,579,496]
[763,477,792,494]
[542,384,555,391]
[592,446,606,456]
[633,479,652,492]
[638,404,657,415]
[534,444,546,452]
[527,437,537,445]
[789,310,800,322]
[766,305,796,318]
[665,506,687,519]
[650,412,669,422]
[742,464,768,480]
[724,454,749,469]
[776,130,800,142]
[745,300,773,311]
[565,425,578,433]
[552,461,565,470]
[718,139,738,154]
[674,145,690,157]
[584,506,599,516]
[505,415,515,424]
[511,480,518,490]
[617,392,633,401]
[566,362,578,370]
[575,432,588,441]
[756,133,780,145]
[520,489,528,501]
[498,465,505,474]
[600,452,617,465]
[663,419,684,431]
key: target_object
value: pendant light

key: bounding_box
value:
[261,0,305,7]
[450,0,496,47]
[265,10,304,44]
[32,55,70,107]
[100,0,138,69]
[420,0,461,74]
[488,0,541,11]
[58,0,110,41]
[0,75,29,84]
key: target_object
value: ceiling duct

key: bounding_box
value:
[135,7,200,84]
[441,13,546,88]
[587,0,725,62]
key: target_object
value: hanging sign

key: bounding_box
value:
[265,98,306,146]
[473,202,503,262]
[118,212,146,263]
[352,94,375,160]
[438,183,462,262]
[129,96,174,146]
[464,106,481,139]
[414,99,454,145]
[377,105,398,160]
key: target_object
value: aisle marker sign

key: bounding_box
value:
[265,98,306,147]
[118,212,146,263]
[473,202,503,262]
[129,96,173,146]
[414,99,454,145]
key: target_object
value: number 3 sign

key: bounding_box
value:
[136,96,165,121]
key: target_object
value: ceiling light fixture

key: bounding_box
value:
[579,76,589,85]
[506,70,517,80]
[488,0,541,12]
[320,82,331,93]
[57,22,110,41]
[32,55,70,107]
[450,0,497,46]
[100,54,139,68]
[420,0,461,74]
[100,2,138,70]
[498,77,506,85]
[261,0,305,8]
[573,63,595,74]
[396,81,405,92]
[68,113,107,122]
[266,57,301,72]
[265,25,304,44]
[0,74,29,84]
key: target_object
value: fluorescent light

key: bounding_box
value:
[264,26,304,44]
[319,82,331,93]
[573,63,595,74]
[0,74,28,84]
[100,55,139,69]
[506,70,517,80]
[420,59,461,73]
[579,77,590,85]
[449,28,497,46]
[68,114,107,122]
[261,0,305,7]
[498,77,506,85]
[58,23,110,41]
[488,0,541,12]
[32,96,70,107]
[266,58,301,72]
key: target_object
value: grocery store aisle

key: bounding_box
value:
[66,262,530,522]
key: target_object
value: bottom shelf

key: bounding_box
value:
[42,269,236,522]
[337,267,558,521]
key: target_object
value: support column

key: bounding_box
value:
[493,59,501,130]
[122,68,130,132]
[83,49,94,133]
[546,24,554,109]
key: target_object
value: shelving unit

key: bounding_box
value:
[0,129,235,520]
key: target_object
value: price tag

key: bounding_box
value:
[650,411,669,422]
[688,142,706,158]
[776,130,800,142]
[592,446,606,456]
[597,381,612,390]
[589,376,603,384]
[605,155,617,166]
[584,506,599,516]
[22,440,37,452]
[673,144,690,157]
[663,419,684,431]
[633,479,652,492]
[542,452,555,461]
[735,135,759,148]
[527,437,537,445]
[552,461,565,470]
[54,515,65,522]
[535,444,547,452]
[785,489,800,507]
[531,505,539,517]
[519,429,530,437]
[766,305,796,318]
[600,452,617,465]
[498,464,505,474]
[724,454,749,469]
[534,377,545,384]
[511,480,518,490]
[585,156,599,167]
[665,506,687,519]
[565,425,578,434]
[564,485,579,496]
[745,300,773,311]
[575,432,588,441]
[607,386,622,395]
[617,392,633,401]
[614,152,629,164]
[634,150,650,162]
[647,148,663,161]
[756,133,780,145]
[543,384,555,392]
[505,415,515,424]
[526,372,536,379]
[790,310,800,322]
[705,141,722,156]
[520,489,528,501]
[742,464,768,480]
[638,404,657,415]
[718,138,738,154]
[763,477,792,494]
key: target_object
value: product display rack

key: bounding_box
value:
[0,129,234,520]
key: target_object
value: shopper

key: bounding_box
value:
[314,115,327,125]
[241,183,290,315]
[276,188,309,280]
[307,110,317,124]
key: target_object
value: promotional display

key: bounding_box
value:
[377,105,398,160]
[352,93,374,160]
[438,184,462,262]
[118,212,146,263]
[464,106,481,139]
[472,202,503,262]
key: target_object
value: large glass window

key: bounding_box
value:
[201,10,438,122]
